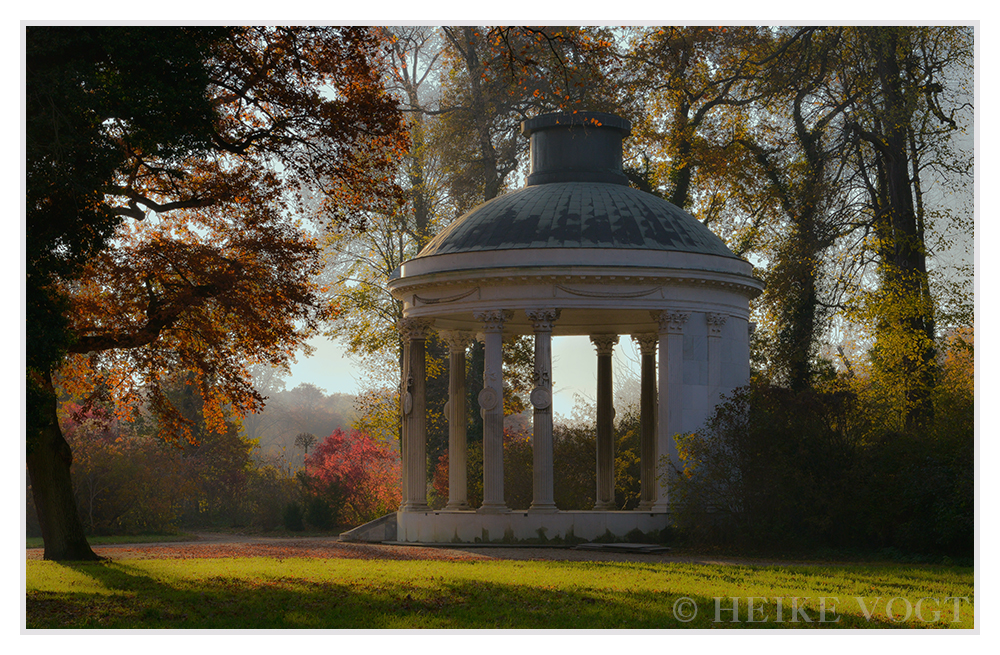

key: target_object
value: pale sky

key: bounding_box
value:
[284,333,643,420]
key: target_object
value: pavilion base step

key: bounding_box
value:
[395,510,671,544]
[339,512,397,543]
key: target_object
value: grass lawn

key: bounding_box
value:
[25,556,974,629]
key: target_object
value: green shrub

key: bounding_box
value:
[671,381,858,549]
[304,496,335,530]
[282,502,304,532]
[670,377,973,557]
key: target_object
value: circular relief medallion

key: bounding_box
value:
[477,387,499,412]
[402,392,413,416]
[530,387,552,410]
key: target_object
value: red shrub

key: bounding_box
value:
[302,429,401,526]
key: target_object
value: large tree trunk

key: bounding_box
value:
[667,101,694,210]
[777,240,819,391]
[26,374,100,561]
[869,27,937,430]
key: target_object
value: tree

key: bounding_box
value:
[294,432,318,456]
[731,27,865,389]
[436,26,620,210]
[619,26,972,402]
[845,26,973,430]
[57,402,191,535]
[315,28,450,478]
[322,27,557,471]
[622,26,771,211]
[26,26,225,560]
[243,383,356,468]
[300,428,401,526]
[26,26,407,560]
[164,379,259,528]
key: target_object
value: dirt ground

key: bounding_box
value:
[25,532,812,566]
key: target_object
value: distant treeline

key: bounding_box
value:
[242,383,357,469]
[26,383,359,537]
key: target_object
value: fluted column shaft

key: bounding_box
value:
[440,331,474,511]
[399,339,409,510]
[653,311,688,512]
[591,334,619,510]
[527,309,560,513]
[399,318,433,512]
[706,313,728,407]
[475,310,512,513]
[633,334,658,511]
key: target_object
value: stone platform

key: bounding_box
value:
[395,510,670,544]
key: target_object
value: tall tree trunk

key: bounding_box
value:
[26,373,100,561]
[449,27,505,202]
[667,101,694,210]
[739,129,825,391]
[868,26,937,430]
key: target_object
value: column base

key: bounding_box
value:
[593,501,615,511]
[443,502,471,512]
[650,502,670,513]
[399,502,430,513]
[636,501,655,511]
[477,503,511,514]
[528,504,559,514]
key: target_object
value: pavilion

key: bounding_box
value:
[384,111,762,543]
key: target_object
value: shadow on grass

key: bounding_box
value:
[25,560,951,629]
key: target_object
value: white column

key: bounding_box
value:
[474,309,512,514]
[706,313,728,408]
[399,317,433,512]
[632,333,658,511]
[439,330,475,511]
[590,334,619,510]
[398,338,409,511]
[652,310,688,512]
[526,309,560,513]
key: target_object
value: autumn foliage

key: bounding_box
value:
[27,393,287,537]
[26,26,410,559]
[299,429,401,527]
[53,403,188,535]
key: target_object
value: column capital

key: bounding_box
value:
[525,308,561,332]
[473,309,513,333]
[631,333,659,355]
[652,310,690,334]
[706,312,728,337]
[398,317,434,340]
[438,329,476,353]
[590,333,619,356]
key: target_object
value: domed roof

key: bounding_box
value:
[389,112,761,340]
[416,181,738,259]
[412,111,739,262]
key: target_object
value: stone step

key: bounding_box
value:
[338,512,396,543]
